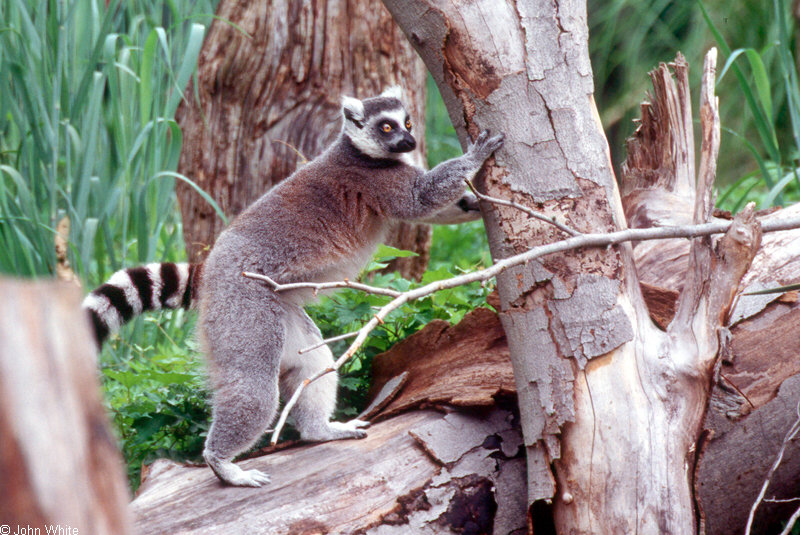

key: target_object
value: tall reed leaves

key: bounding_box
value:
[700,0,800,209]
[0,0,216,283]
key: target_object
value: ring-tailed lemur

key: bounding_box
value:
[83,87,504,487]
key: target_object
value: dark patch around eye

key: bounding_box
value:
[378,119,399,133]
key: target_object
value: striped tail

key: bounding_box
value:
[83,262,201,347]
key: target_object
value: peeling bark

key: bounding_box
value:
[175,0,431,278]
[383,1,761,531]
[369,307,514,417]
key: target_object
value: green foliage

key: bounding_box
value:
[589,0,800,210]
[100,315,210,487]
[0,0,219,283]
[426,74,464,167]
[307,245,495,418]
[700,0,800,210]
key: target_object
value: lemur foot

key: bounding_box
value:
[204,450,271,487]
[332,418,370,438]
[303,419,370,442]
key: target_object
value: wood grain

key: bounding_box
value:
[0,279,131,534]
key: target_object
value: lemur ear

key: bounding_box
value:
[341,96,365,128]
[380,85,403,100]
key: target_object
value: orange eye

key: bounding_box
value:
[405,119,412,130]
[381,123,392,133]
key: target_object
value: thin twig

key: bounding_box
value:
[764,497,800,504]
[269,214,800,443]
[464,179,582,237]
[778,504,800,535]
[242,271,402,298]
[298,331,359,354]
[745,401,800,535]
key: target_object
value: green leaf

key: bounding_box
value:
[132,413,178,444]
[421,266,453,284]
[164,23,205,118]
[374,243,419,261]
[154,171,228,225]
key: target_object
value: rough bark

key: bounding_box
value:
[175,0,431,278]
[382,2,761,532]
[0,279,131,535]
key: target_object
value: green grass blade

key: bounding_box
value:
[164,23,205,118]
[698,0,781,178]
[154,171,229,225]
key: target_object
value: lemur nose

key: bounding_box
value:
[396,137,416,152]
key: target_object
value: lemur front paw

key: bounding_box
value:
[468,130,505,162]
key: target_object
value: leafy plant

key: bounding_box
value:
[100,318,210,487]
[700,0,800,210]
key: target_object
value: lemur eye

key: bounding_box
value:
[381,123,392,133]
[405,118,412,130]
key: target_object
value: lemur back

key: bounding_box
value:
[83,87,503,487]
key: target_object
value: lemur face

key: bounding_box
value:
[342,87,417,160]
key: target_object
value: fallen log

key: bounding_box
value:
[132,407,527,535]
[0,278,131,535]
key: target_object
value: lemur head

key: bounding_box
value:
[341,86,417,160]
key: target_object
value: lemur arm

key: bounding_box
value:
[413,191,482,225]
[385,131,504,221]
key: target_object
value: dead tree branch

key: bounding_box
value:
[268,213,800,443]
[242,271,402,298]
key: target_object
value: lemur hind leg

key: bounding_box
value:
[279,305,369,441]
[201,296,284,487]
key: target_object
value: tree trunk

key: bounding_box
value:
[383,2,761,532]
[175,0,431,279]
[0,279,131,535]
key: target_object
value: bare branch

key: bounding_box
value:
[465,179,582,237]
[778,505,800,535]
[269,214,800,443]
[298,331,359,354]
[745,401,800,535]
[242,271,402,298]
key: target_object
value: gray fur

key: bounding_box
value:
[199,93,503,486]
[88,91,503,488]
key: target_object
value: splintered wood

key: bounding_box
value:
[368,307,515,417]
